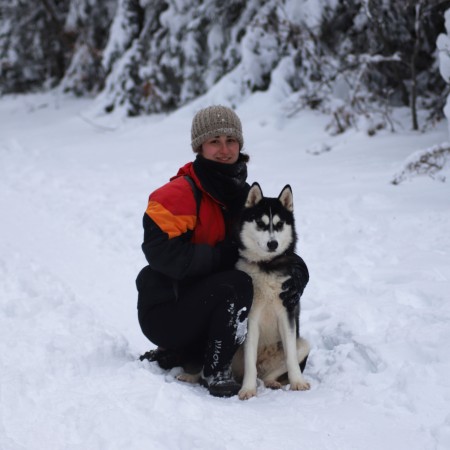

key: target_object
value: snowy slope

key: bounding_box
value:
[1,91,449,450]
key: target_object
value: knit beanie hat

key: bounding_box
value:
[191,105,244,152]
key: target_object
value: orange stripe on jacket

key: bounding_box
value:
[146,200,197,239]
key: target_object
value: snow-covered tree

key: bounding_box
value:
[0,0,115,96]
[304,0,448,133]
[0,0,72,93]
[0,0,448,130]
[96,0,272,116]
[390,4,450,186]
[437,7,450,137]
[59,0,117,96]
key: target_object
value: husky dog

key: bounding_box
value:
[231,182,310,400]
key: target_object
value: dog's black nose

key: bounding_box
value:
[267,240,278,251]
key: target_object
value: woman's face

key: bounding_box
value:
[201,135,240,164]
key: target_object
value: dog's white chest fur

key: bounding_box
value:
[236,259,288,346]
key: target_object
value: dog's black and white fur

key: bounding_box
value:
[231,182,310,400]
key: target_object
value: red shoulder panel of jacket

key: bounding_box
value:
[146,177,197,239]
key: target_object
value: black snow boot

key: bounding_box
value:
[200,366,241,398]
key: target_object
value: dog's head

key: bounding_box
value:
[238,182,297,263]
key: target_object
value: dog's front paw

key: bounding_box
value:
[264,380,282,390]
[290,379,311,391]
[238,387,257,400]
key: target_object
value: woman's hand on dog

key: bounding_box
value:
[280,255,309,311]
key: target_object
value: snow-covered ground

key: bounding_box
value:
[1,90,449,450]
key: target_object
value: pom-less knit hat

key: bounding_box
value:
[191,105,244,152]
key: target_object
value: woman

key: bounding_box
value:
[136,105,307,397]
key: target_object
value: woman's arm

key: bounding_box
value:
[142,213,219,280]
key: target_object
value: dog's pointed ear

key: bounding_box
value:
[278,184,293,212]
[245,182,263,208]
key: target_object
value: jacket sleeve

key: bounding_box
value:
[292,253,309,295]
[293,253,309,286]
[141,180,220,281]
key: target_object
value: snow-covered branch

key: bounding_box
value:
[392,143,450,184]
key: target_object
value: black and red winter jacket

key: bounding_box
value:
[136,161,248,309]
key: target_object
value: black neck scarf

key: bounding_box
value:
[193,154,248,209]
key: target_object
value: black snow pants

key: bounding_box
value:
[138,270,253,377]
